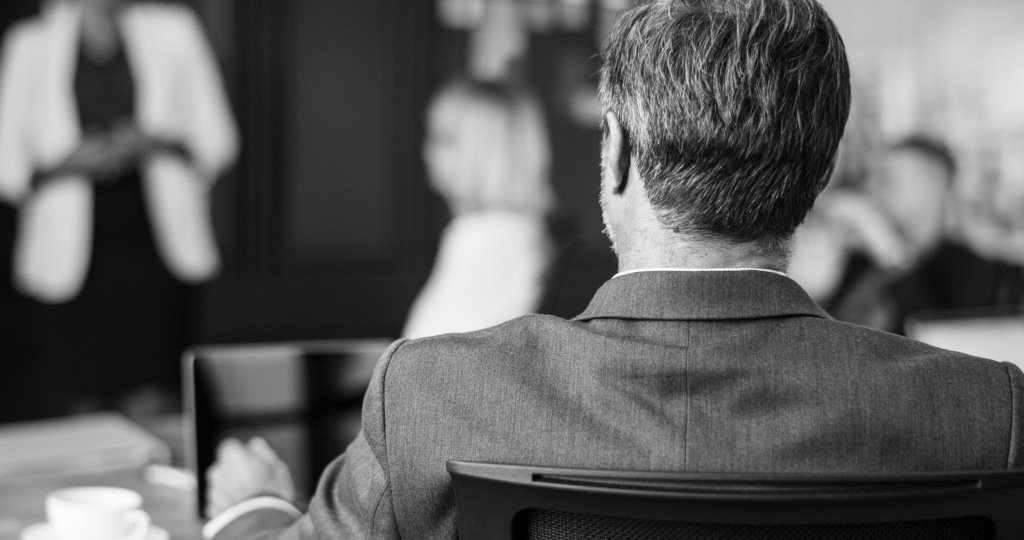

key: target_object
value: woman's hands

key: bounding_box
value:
[55,121,172,183]
[56,122,142,182]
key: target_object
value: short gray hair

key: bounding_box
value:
[599,0,850,250]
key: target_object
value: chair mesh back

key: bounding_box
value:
[524,509,996,540]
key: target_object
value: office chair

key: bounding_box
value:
[447,461,1024,539]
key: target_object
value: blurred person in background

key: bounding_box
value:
[957,134,1024,272]
[401,79,555,339]
[0,0,237,418]
[794,136,1022,334]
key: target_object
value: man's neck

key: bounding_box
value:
[601,172,790,274]
[615,233,789,274]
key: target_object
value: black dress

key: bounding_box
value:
[29,39,190,416]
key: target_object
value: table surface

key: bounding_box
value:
[0,467,202,540]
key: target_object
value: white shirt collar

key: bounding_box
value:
[613,267,789,279]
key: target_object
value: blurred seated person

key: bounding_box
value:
[201,2,1023,538]
[401,80,555,339]
[956,136,1024,269]
[794,136,1022,333]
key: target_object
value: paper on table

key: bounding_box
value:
[0,413,170,481]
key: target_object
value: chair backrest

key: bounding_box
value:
[447,461,1024,539]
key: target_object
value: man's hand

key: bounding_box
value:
[824,192,912,271]
[205,437,297,519]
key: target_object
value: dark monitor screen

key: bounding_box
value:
[183,339,391,516]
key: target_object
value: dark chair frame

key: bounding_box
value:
[447,460,1024,539]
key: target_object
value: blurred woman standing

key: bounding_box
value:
[0,0,237,417]
[403,80,555,339]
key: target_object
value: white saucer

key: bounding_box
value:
[21,523,169,540]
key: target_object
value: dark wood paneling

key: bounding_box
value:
[197,0,440,342]
[0,0,40,423]
[286,1,402,264]
[194,1,622,343]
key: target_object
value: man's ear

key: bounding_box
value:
[604,112,630,195]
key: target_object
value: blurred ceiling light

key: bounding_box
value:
[557,0,590,31]
[438,0,488,28]
[468,0,529,81]
[523,0,555,32]
[439,0,637,32]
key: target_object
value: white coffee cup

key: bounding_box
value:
[46,487,151,540]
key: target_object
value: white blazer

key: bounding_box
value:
[0,2,238,303]
[402,211,552,339]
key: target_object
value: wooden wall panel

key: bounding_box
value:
[197,1,441,342]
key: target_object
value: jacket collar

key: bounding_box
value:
[574,269,830,322]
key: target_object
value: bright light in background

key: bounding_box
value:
[438,0,630,32]
[821,0,1024,265]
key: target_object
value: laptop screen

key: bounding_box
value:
[182,339,392,516]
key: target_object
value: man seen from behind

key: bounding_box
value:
[204,0,1024,537]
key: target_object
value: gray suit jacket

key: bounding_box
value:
[213,270,1024,539]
